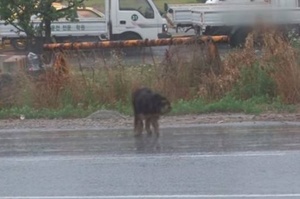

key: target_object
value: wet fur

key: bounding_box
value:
[132,87,171,136]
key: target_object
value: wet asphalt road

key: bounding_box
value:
[1,122,300,198]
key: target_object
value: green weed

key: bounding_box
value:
[232,62,277,100]
[0,105,95,119]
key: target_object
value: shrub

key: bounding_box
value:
[232,62,276,100]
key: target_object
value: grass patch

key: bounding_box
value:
[0,105,96,119]
[232,62,277,100]
[0,96,290,119]
[171,96,270,115]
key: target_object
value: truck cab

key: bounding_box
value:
[107,0,170,40]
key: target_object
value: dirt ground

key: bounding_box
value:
[0,112,300,131]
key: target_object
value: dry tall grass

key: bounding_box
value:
[261,30,300,104]
[2,30,300,110]
[153,41,223,101]
[224,29,300,104]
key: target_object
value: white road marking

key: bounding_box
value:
[0,151,289,162]
[2,194,300,198]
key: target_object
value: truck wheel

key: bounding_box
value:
[119,32,142,40]
[11,38,28,51]
[230,29,249,48]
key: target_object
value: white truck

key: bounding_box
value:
[191,0,300,47]
[164,0,267,33]
[0,0,170,50]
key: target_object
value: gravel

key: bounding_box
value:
[0,112,300,131]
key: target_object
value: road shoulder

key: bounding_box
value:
[0,113,300,131]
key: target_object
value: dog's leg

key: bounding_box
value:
[134,115,144,137]
[145,117,153,136]
[151,117,159,136]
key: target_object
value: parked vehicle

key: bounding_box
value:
[191,0,300,47]
[165,4,208,33]
[164,0,267,33]
[0,0,170,50]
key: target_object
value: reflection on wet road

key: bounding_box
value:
[1,122,300,157]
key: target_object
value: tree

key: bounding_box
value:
[0,0,85,51]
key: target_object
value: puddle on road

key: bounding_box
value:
[1,123,300,157]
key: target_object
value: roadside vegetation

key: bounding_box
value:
[0,29,299,119]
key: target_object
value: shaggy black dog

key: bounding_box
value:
[132,87,171,136]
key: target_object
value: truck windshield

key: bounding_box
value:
[119,0,155,19]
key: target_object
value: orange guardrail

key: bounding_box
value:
[43,35,228,50]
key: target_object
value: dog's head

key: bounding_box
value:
[153,94,172,114]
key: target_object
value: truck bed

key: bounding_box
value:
[0,7,107,43]
[191,6,300,28]
[0,18,107,39]
[165,3,209,29]
[165,2,270,31]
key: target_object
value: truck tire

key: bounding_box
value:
[229,28,249,48]
[11,38,28,51]
[119,32,142,40]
